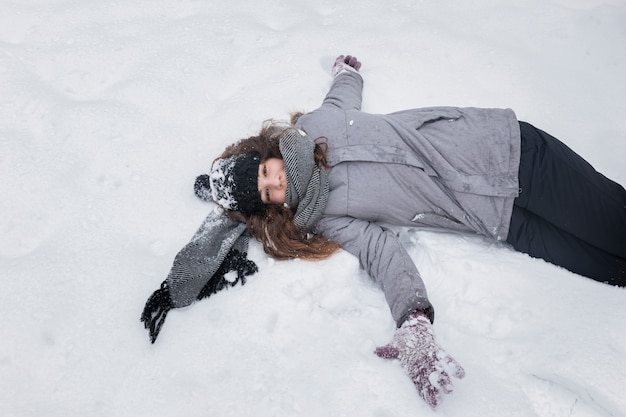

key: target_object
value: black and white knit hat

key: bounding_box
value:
[194,152,265,216]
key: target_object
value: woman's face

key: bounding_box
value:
[258,158,287,205]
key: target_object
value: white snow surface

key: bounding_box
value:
[2,0,626,416]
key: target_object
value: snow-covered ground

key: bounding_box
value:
[1,1,625,416]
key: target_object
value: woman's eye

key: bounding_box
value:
[263,166,267,176]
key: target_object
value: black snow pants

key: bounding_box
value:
[506,122,626,286]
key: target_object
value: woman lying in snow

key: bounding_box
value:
[142,54,626,408]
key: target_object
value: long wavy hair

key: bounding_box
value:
[215,117,341,261]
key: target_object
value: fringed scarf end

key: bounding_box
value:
[197,249,258,300]
[140,281,173,343]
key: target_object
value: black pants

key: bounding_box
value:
[506,122,626,286]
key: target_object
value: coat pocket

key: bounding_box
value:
[411,212,469,232]
[392,107,463,130]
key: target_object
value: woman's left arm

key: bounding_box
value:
[315,214,431,324]
[316,214,465,408]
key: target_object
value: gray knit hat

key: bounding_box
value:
[194,152,265,216]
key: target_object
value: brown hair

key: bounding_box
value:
[217,119,340,261]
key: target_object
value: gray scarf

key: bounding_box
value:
[279,129,329,231]
[140,128,329,343]
[140,209,257,343]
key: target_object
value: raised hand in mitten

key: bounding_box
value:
[332,54,362,76]
[375,310,465,408]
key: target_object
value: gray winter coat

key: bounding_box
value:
[294,68,521,326]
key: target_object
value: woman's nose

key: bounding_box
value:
[271,173,283,189]
[261,176,280,190]
[273,175,283,189]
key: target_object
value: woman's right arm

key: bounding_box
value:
[320,55,364,112]
[316,215,434,326]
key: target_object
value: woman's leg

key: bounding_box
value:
[514,122,626,258]
[507,205,626,285]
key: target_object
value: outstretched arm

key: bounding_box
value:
[321,54,364,111]
[316,215,464,408]
[316,215,432,325]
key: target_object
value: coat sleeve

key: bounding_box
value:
[320,69,363,111]
[315,215,434,326]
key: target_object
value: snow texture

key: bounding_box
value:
[1,0,625,416]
